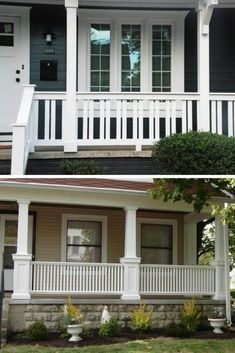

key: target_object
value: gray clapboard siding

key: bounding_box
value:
[30,5,66,91]
[185,8,235,93]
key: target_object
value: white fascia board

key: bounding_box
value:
[0,182,227,214]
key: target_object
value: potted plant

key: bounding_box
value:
[208,306,226,334]
[62,298,84,342]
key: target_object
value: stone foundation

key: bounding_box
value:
[8,302,225,332]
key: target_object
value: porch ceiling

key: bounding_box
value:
[1,0,235,8]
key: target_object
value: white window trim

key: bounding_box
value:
[78,9,188,92]
[61,213,108,263]
[137,217,178,264]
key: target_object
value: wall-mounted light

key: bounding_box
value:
[43,28,56,45]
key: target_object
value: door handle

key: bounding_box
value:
[16,70,21,74]
[16,78,20,83]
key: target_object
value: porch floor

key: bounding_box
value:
[11,294,225,305]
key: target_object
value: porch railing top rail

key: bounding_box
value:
[140,264,215,269]
[32,261,124,267]
[76,92,200,100]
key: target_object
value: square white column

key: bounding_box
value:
[197,1,217,131]
[197,5,210,131]
[64,0,79,152]
[120,206,141,301]
[12,200,32,301]
[213,216,226,300]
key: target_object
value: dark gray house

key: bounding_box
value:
[0,0,235,174]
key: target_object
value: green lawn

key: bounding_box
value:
[2,338,235,353]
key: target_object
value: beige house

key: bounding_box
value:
[0,178,230,331]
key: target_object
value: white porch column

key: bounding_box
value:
[64,0,79,152]
[197,0,218,131]
[120,206,141,301]
[12,200,31,301]
[213,216,226,300]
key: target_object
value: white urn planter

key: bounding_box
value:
[208,318,226,334]
[67,324,83,342]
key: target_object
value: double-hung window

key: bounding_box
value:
[66,220,102,263]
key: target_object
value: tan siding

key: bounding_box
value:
[0,203,185,265]
[31,206,125,263]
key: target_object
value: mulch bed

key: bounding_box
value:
[8,328,235,348]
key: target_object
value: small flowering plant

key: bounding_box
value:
[209,306,225,319]
[62,297,84,325]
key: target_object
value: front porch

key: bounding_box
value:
[0,179,230,330]
[0,0,233,174]
[11,89,235,174]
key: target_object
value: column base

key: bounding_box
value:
[64,143,77,153]
[213,294,226,301]
[11,293,31,301]
[121,293,141,301]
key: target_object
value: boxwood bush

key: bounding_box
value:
[152,132,235,174]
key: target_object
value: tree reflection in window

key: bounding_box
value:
[90,24,110,92]
[67,220,101,262]
[121,24,141,92]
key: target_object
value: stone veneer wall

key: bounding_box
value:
[8,303,225,332]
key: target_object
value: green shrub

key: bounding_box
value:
[129,304,152,333]
[60,159,105,175]
[27,321,48,341]
[152,132,235,174]
[98,318,120,337]
[181,299,201,333]
[165,322,191,338]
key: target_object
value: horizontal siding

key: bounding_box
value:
[30,5,66,91]
[32,205,126,263]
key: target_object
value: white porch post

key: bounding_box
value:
[213,216,226,300]
[64,0,79,152]
[197,0,218,131]
[120,207,141,301]
[12,200,31,301]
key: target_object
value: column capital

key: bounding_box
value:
[65,0,79,8]
[17,199,31,206]
[124,206,138,212]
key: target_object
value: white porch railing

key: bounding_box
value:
[31,262,124,294]
[140,265,216,295]
[31,262,216,296]
[76,92,200,150]
[210,94,235,136]
[11,86,235,174]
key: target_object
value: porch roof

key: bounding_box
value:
[1,0,235,8]
[0,178,228,200]
[0,178,154,193]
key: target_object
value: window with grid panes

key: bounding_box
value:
[121,24,141,92]
[0,22,14,46]
[66,220,102,263]
[141,223,173,264]
[90,24,110,92]
[152,25,171,92]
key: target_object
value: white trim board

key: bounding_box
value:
[61,213,108,263]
